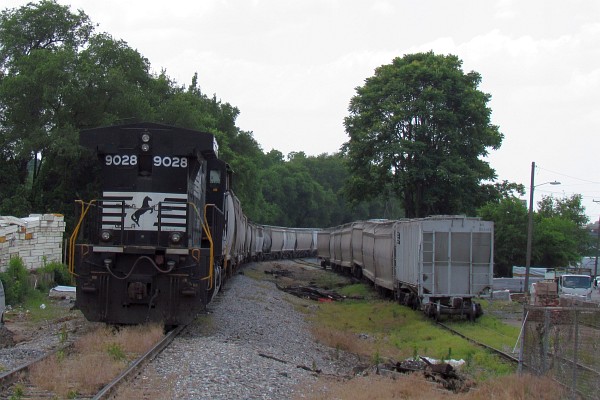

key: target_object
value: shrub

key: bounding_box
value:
[41,261,71,286]
[0,256,30,305]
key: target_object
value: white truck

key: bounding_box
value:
[557,274,593,300]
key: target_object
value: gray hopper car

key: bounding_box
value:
[318,216,494,320]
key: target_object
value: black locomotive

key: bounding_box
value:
[70,123,231,325]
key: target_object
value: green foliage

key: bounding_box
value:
[106,343,126,361]
[0,256,30,305]
[9,383,24,400]
[479,194,590,274]
[314,299,516,378]
[41,261,71,286]
[533,216,582,268]
[478,197,528,276]
[343,51,502,218]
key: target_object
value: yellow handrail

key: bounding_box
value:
[68,200,96,275]
[189,202,216,290]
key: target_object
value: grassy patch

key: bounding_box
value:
[337,283,377,299]
[309,299,517,379]
[6,293,71,324]
[28,324,165,398]
[296,372,566,400]
[443,314,521,355]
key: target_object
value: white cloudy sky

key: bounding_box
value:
[5,0,600,220]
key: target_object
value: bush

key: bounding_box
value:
[41,261,72,286]
[0,256,31,305]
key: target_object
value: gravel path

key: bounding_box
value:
[118,265,358,399]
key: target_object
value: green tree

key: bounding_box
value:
[0,0,95,208]
[478,197,528,276]
[533,216,581,268]
[343,52,502,218]
[537,194,592,259]
[479,194,590,275]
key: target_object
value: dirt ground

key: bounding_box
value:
[0,295,88,350]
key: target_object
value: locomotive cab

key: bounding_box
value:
[71,123,223,325]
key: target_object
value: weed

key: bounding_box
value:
[58,324,68,344]
[0,256,30,305]
[106,343,126,361]
[444,347,452,362]
[10,384,24,400]
[372,350,381,374]
[56,349,65,362]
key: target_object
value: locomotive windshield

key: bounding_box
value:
[210,170,221,184]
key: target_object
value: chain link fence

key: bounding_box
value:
[520,304,600,399]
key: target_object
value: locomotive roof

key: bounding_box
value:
[80,122,219,159]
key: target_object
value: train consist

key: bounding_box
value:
[317,217,494,320]
[69,122,318,326]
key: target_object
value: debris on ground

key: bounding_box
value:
[373,356,473,393]
[276,284,345,302]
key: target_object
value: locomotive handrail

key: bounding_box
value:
[68,200,96,276]
[189,202,216,290]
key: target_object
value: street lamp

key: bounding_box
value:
[523,161,561,297]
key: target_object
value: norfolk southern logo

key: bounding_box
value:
[131,196,154,227]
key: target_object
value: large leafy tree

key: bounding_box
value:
[479,194,591,275]
[536,194,592,262]
[478,197,528,276]
[344,52,503,218]
[0,1,94,200]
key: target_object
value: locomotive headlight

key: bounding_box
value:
[141,133,151,142]
[169,232,183,244]
[141,143,150,152]
[100,230,112,242]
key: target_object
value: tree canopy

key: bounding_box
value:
[1,0,592,279]
[343,52,503,218]
[0,1,392,229]
[479,194,591,275]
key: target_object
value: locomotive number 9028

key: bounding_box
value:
[104,154,188,168]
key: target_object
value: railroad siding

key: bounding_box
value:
[0,214,65,272]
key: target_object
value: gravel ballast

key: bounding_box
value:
[121,263,356,399]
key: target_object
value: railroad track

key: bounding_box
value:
[436,320,600,399]
[93,325,184,399]
[0,325,184,399]
[435,321,520,365]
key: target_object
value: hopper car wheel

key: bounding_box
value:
[467,302,477,321]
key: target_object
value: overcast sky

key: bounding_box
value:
[5,0,600,221]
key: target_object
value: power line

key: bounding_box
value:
[537,166,600,185]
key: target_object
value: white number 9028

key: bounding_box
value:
[153,156,187,168]
[104,155,187,168]
[105,155,137,166]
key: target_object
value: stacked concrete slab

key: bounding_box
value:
[0,214,65,271]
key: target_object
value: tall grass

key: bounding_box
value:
[28,323,164,397]
[296,372,566,400]
[309,299,517,379]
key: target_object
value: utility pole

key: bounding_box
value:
[594,200,600,278]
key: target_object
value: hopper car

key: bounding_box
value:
[318,216,494,320]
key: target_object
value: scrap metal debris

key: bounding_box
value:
[276,284,345,302]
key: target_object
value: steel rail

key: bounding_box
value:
[93,325,185,399]
[435,321,520,365]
